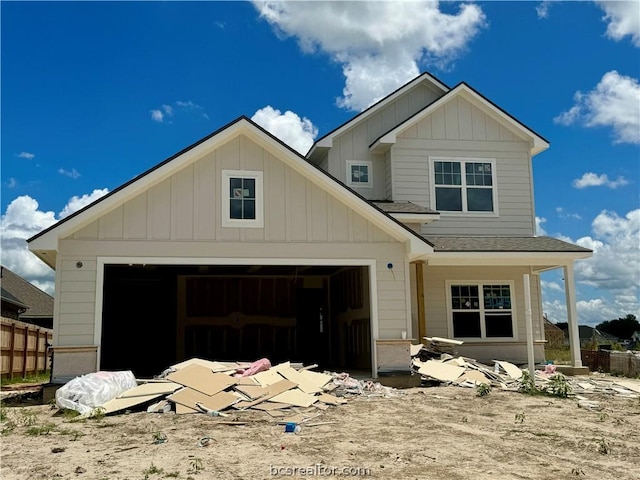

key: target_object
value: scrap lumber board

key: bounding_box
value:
[418,360,465,382]
[269,388,318,407]
[167,364,237,395]
[117,382,182,398]
[167,387,237,412]
[233,379,297,409]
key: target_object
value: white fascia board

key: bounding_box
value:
[390,213,439,223]
[426,251,592,267]
[28,121,251,250]
[370,84,549,156]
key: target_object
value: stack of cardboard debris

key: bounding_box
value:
[95,358,364,421]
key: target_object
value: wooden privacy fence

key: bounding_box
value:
[1,317,52,379]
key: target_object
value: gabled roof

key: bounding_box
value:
[370,82,550,156]
[0,266,53,318]
[28,117,433,264]
[306,71,449,160]
[424,236,591,253]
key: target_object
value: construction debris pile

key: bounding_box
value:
[55,358,397,421]
[411,337,640,400]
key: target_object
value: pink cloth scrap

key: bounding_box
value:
[235,358,272,377]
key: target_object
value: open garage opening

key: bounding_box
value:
[100,264,372,377]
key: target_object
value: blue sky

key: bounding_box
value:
[2,1,639,326]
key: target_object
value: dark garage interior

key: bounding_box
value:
[101,264,371,377]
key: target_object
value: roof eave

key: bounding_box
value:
[390,213,440,223]
[425,250,592,267]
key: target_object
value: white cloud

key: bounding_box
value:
[555,70,640,144]
[536,1,553,19]
[150,109,165,122]
[58,188,109,219]
[7,178,17,189]
[17,151,35,160]
[1,190,109,294]
[541,280,564,293]
[162,104,173,116]
[555,207,582,220]
[253,1,486,111]
[572,172,629,189]
[251,106,318,154]
[535,216,547,236]
[596,0,640,46]
[58,167,81,179]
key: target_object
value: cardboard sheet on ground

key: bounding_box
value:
[269,388,318,407]
[495,361,523,379]
[167,364,237,395]
[167,387,237,412]
[418,360,465,382]
[118,382,182,398]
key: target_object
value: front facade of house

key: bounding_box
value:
[28,73,591,382]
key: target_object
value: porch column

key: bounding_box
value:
[564,262,582,367]
[415,263,426,343]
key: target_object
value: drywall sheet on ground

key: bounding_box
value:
[410,344,424,357]
[171,358,247,372]
[251,402,291,411]
[118,382,182,398]
[167,365,237,395]
[252,369,285,386]
[269,388,318,408]
[298,370,332,389]
[235,384,269,400]
[234,379,297,408]
[614,380,640,394]
[277,367,322,394]
[167,387,237,412]
[101,393,166,414]
[495,361,523,379]
[318,393,347,405]
[418,360,465,382]
[456,370,490,385]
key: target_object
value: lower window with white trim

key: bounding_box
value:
[448,282,515,339]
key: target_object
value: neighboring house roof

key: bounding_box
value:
[1,286,28,310]
[369,82,550,156]
[577,325,619,342]
[306,71,449,159]
[544,318,563,332]
[423,236,592,253]
[0,266,53,319]
[28,116,434,265]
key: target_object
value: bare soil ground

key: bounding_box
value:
[1,383,639,480]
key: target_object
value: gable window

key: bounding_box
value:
[431,158,496,213]
[346,161,372,188]
[222,170,263,228]
[448,282,515,339]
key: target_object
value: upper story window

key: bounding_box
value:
[221,170,264,228]
[431,158,497,213]
[346,161,372,188]
[448,282,515,340]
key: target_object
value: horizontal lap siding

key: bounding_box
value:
[423,266,543,341]
[393,96,535,236]
[376,258,410,339]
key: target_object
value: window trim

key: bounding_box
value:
[445,280,517,341]
[429,157,499,217]
[221,170,264,228]
[346,161,373,188]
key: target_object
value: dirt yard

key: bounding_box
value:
[1,383,639,480]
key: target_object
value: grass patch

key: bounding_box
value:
[1,371,50,386]
[544,346,572,364]
[26,423,55,436]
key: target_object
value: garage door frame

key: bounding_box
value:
[95,256,379,377]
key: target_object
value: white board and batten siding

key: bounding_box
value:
[55,134,412,346]
[326,84,443,200]
[393,96,536,236]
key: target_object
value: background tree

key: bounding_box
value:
[596,314,639,340]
